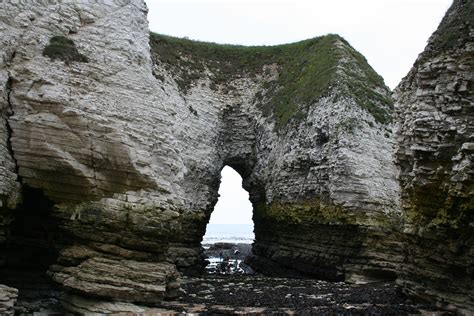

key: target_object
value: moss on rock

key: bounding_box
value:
[43,36,88,64]
[253,199,400,228]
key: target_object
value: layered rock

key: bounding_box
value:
[1,0,399,308]
[149,33,401,281]
[0,0,22,272]
[0,285,18,316]
[394,0,473,311]
[0,0,184,310]
[0,0,471,313]
[49,255,179,302]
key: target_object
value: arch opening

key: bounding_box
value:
[202,166,255,274]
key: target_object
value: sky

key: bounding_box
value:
[145,0,452,224]
[207,166,253,224]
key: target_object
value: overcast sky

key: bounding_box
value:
[145,0,452,224]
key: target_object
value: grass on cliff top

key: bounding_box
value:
[150,33,392,129]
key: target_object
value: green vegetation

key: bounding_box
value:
[253,199,399,228]
[261,200,350,225]
[405,180,473,230]
[150,33,392,129]
[414,0,473,68]
[43,36,88,64]
[338,41,393,124]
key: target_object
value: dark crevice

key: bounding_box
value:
[4,72,22,183]
[0,186,62,306]
[3,71,61,305]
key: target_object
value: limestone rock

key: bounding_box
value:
[60,293,148,315]
[0,0,399,303]
[0,1,184,309]
[0,284,18,316]
[49,257,180,303]
[149,31,400,280]
[0,0,471,313]
[394,0,474,311]
[0,0,22,268]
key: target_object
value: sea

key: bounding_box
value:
[202,224,254,245]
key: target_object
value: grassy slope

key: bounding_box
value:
[150,33,392,129]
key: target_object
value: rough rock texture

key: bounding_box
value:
[0,0,183,310]
[0,0,22,271]
[59,293,155,315]
[49,253,180,303]
[0,285,18,316]
[149,32,401,281]
[0,0,400,307]
[0,0,471,313]
[394,0,473,312]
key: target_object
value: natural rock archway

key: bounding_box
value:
[148,31,401,281]
[0,0,471,313]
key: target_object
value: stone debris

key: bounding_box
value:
[161,275,450,315]
[0,284,18,316]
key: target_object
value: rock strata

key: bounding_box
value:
[394,0,473,311]
[0,0,471,313]
[49,256,180,303]
[0,285,18,316]
[149,29,401,282]
[0,0,184,310]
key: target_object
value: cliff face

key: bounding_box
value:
[0,0,471,313]
[395,0,473,310]
[0,1,183,311]
[149,33,401,281]
[0,0,400,310]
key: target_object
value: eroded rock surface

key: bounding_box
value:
[394,0,473,311]
[149,29,401,281]
[0,0,184,310]
[49,256,179,304]
[0,0,471,313]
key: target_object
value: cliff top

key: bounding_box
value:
[150,33,393,129]
[396,0,473,94]
[425,0,473,56]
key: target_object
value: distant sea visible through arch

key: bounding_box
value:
[203,223,255,244]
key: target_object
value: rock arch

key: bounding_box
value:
[0,0,399,304]
[0,0,471,313]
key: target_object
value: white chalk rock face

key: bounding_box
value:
[4,1,182,204]
[0,0,401,291]
[0,0,184,308]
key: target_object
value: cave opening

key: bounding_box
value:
[202,166,255,274]
[0,186,62,306]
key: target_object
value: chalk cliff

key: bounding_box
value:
[149,30,400,282]
[0,1,182,311]
[0,0,471,313]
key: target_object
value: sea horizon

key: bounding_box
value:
[203,223,255,245]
